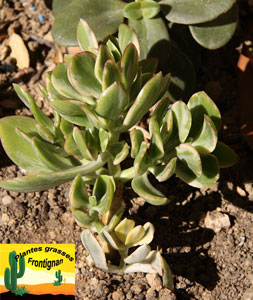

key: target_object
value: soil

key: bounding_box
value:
[0,1,253,300]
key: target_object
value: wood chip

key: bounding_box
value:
[9,32,30,69]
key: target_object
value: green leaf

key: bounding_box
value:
[73,210,93,227]
[171,101,192,143]
[51,63,91,103]
[47,72,68,100]
[189,4,238,49]
[13,84,54,132]
[73,127,97,160]
[60,118,74,137]
[140,0,160,19]
[132,173,168,205]
[176,154,219,188]
[160,109,173,140]
[36,124,55,143]
[107,206,125,232]
[149,157,177,182]
[151,97,170,125]
[125,225,145,246]
[81,230,108,270]
[128,17,169,60]
[188,91,221,135]
[124,244,151,264]
[123,2,142,20]
[118,24,140,56]
[95,45,114,82]
[134,141,149,175]
[106,38,122,62]
[176,143,202,177]
[77,18,98,52]
[149,118,164,162]
[212,141,238,168]
[123,72,163,130]
[52,0,126,46]
[64,132,81,158]
[52,0,70,15]
[130,128,144,158]
[81,104,107,129]
[115,218,135,243]
[121,43,139,91]
[108,141,129,165]
[102,60,121,91]
[0,116,52,174]
[96,82,128,120]
[0,153,109,192]
[70,51,102,97]
[191,115,217,154]
[139,58,158,74]
[99,128,110,152]
[51,100,91,127]
[160,0,236,24]
[69,174,89,209]
[93,175,115,214]
[32,137,74,171]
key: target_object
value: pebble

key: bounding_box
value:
[248,273,253,284]
[112,290,125,300]
[159,288,176,300]
[237,186,247,197]
[131,282,144,295]
[146,273,162,291]
[2,195,13,205]
[242,288,253,300]
[204,211,231,233]
[146,288,157,299]
[1,213,10,223]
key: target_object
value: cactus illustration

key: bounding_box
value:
[4,251,25,293]
[53,270,63,286]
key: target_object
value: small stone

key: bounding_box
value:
[1,213,10,223]
[49,231,56,239]
[86,255,95,267]
[131,282,144,295]
[146,273,162,291]
[237,186,247,197]
[242,288,253,300]
[112,290,125,300]
[146,288,157,300]
[2,195,13,205]
[159,288,176,300]
[204,211,231,233]
[248,273,253,284]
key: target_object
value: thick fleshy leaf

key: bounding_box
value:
[132,173,168,205]
[13,84,54,132]
[134,142,149,176]
[108,141,129,165]
[115,218,135,243]
[118,24,140,56]
[128,17,169,60]
[125,225,145,246]
[107,206,125,232]
[130,128,144,158]
[47,73,68,100]
[64,133,81,158]
[161,109,173,140]
[81,230,108,270]
[123,72,163,130]
[69,174,89,209]
[176,143,202,177]
[51,100,90,127]
[124,244,151,264]
[52,0,126,46]
[176,154,219,188]
[124,262,156,274]
[102,230,121,250]
[160,0,236,24]
[151,252,173,289]
[77,18,98,52]
[73,127,97,160]
[0,153,109,192]
[150,157,177,182]
[52,0,70,15]
[99,128,110,152]
[73,210,93,227]
[191,115,217,154]
[136,222,155,245]
[51,63,90,103]
[102,60,121,91]
[70,51,102,97]
[106,38,122,62]
[151,97,170,124]
[171,101,192,142]
[123,2,142,20]
[139,58,158,74]
[212,141,238,168]
[36,124,55,143]
[95,45,114,82]
[93,175,115,214]
[149,118,164,162]
[141,0,160,19]
[81,105,107,129]
[189,5,238,49]
[96,82,128,120]
[121,43,139,91]
[60,118,74,137]
[188,91,221,135]
[32,137,74,171]
[0,116,51,174]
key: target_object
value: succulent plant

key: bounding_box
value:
[0,20,237,288]
[53,270,63,286]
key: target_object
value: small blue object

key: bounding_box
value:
[38,15,44,22]
[31,7,36,11]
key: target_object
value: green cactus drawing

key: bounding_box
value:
[53,270,63,286]
[13,286,29,296]
[4,251,26,294]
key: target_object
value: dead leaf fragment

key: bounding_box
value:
[9,33,30,69]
